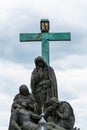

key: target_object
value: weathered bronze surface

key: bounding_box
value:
[19,19,71,65]
[8,57,80,130]
[30,56,58,113]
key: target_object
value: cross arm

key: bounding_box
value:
[20,33,41,42]
[48,32,71,41]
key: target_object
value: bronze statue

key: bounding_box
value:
[8,56,79,130]
[45,97,75,130]
[8,85,39,130]
[30,56,58,112]
[11,84,37,113]
[9,100,40,130]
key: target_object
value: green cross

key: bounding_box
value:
[19,19,71,65]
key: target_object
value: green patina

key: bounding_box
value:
[19,19,71,65]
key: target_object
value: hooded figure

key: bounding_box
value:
[30,56,58,112]
[11,85,37,113]
[8,85,38,130]
[45,97,75,130]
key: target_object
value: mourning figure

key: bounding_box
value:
[30,56,58,112]
[45,97,75,130]
[8,56,79,130]
[11,84,37,113]
[8,85,39,130]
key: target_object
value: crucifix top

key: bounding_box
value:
[40,19,49,33]
[20,19,71,65]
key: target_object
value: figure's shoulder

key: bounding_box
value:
[61,101,70,107]
[29,93,36,101]
[13,94,20,101]
[48,66,54,72]
[29,93,34,98]
[32,68,37,74]
[61,101,73,110]
[48,65,53,69]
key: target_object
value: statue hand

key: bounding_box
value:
[45,106,54,117]
[57,111,63,119]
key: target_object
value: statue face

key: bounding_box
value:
[35,56,45,68]
[37,60,44,67]
[20,89,29,96]
[19,85,29,96]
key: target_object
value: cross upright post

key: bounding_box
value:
[19,19,71,65]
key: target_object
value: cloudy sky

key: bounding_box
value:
[0,0,87,130]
